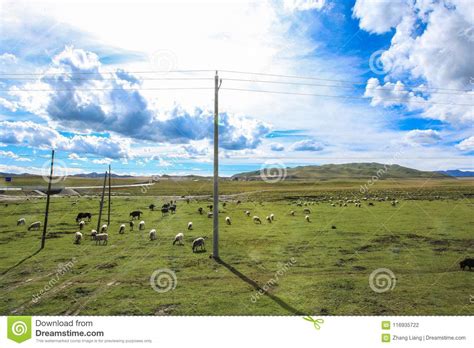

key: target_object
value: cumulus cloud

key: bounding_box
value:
[364,77,426,109]
[292,139,324,151]
[0,52,18,64]
[357,1,474,125]
[284,0,325,12]
[456,136,474,152]
[0,121,131,159]
[405,129,441,145]
[0,150,31,161]
[270,143,285,151]
[8,46,271,150]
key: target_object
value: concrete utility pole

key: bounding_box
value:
[97,170,108,232]
[213,71,222,259]
[41,149,55,249]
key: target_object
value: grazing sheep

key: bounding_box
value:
[149,229,157,241]
[368,202,374,206]
[95,233,108,245]
[253,216,262,224]
[198,207,203,215]
[101,224,108,233]
[90,229,97,240]
[187,222,193,230]
[119,224,126,234]
[207,212,213,218]
[139,220,145,230]
[266,216,272,223]
[79,220,85,230]
[331,203,336,207]
[460,258,474,271]
[270,213,275,221]
[305,215,311,222]
[173,232,184,245]
[17,218,26,226]
[225,216,231,225]
[290,210,295,216]
[303,208,311,214]
[245,210,251,217]
[192,237,205,252]
[129,221,134,231]
[74,231,83,244]
[149,204,156,211]
[28,221,41,231]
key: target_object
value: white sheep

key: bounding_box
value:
[266,216,272,223]
[95,233,108,245]
[253,216,262,224]
[119,224,126,234]
[149,229,157,241]
[270,213,275,221]
[303,208,311,214]
[305,215,311,222]
[225,216,231,225]
[139,220,145,230]
[129,221,134,231]
[74,231,83,244]
[207,212,213,218]
[90,229,98,240]
[290,210,295,216]
[173,232,184,245]
[79,220,85,230]
[28,221,41,231]
[245,210,251,217]
[187,222,193,230]
[17,218,26,226]
[100,224,108,233]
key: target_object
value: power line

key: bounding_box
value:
[0,86,213,92]
[0,77,214,81]
[0,69,215,76]
[220,87,474,107]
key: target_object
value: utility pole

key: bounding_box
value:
[41,149,55,249]
[97,170,108,232]
[107,164,111,226]
[213,71,222,259]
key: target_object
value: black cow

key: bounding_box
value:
[149,204,156,211]
[161,207,169,216]
[460,258,474,271]
[169,205,177,214]
[129,210,143,219]
[207,204,213,211]
[162,203,170,209]
[76,212,92,222]
[198,207,203,215]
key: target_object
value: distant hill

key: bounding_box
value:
[437,170,474,177]
[72,172,134,178]
[231,163,451,180]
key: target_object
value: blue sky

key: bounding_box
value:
[0,0,472,176]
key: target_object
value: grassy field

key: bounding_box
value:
[0,178,473,316]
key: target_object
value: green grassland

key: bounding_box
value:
[0,178,473,316]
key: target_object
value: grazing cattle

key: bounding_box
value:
[149,229,157,241]
[17,218,26,226]
[192,237,206,252]
[198,207,203,215]
[129,221,134,231]
[173,232,184,245]
[161,207,169,216]
[253,216,262,224]
[305,215,311,222]
[95,233,108,245]
[207,212,213,218]
[149,204,156,211]
[225,216,231,225]
[139,221,145,230]
[74,231,83,244]
[119,224,126,234]
[245,210,251,217]
[79,220,85,230]
[101,224,108,233]
[169,205,177,214]
[28,221,41,231]
[76,212,92,222]
[187,222,193,230]
[129,210,143,219]
[460,258,474,271]
[270,213,275,221]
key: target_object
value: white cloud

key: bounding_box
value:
[405,129,441,146]
[292,139,324,151]
[92,158,113,165]
[0,150,31,161]
[353,0,410,34]
[456,136,474,152]
[0,52,17,64]
[284,0,325,12]
[270,143,285,151]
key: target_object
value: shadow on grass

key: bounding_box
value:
[0,248,42,276]
[215,258,304,315]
